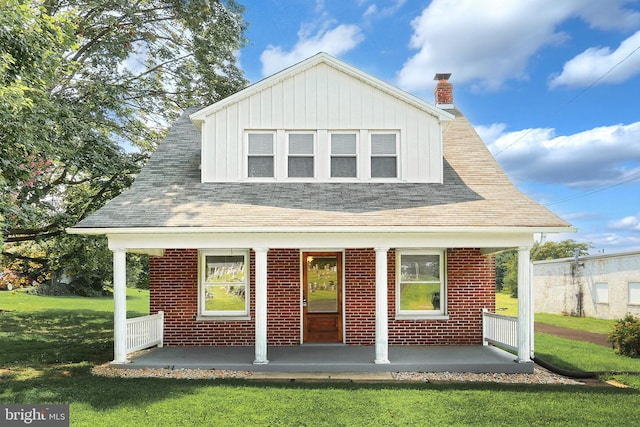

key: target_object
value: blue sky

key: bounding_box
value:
[236,0,640,254]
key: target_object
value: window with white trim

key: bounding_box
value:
[330,133,357,178]
[371,133,397,178]
[594,282,609,304]
[396,250,446,317]
[287,132,315,178]
[248,132,274,178]
[629,282,640,305]
[200,251,249,317]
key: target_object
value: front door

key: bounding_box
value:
[302,252,343,343]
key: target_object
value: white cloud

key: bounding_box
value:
[363,0,406,18]
[549,31,640,88]
[363,4,377,18]
[260,22,364,77]
[610,214,640,231]
[481,121,640,187]
[576,1,640,30]
[397,0,640,92]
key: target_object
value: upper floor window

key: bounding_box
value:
[287,133,315,178]
[330,133,357,178]
[371,133,397,178]
[248,132,274,178]
[244,129,401,181]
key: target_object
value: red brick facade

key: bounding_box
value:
[150,248,495,346]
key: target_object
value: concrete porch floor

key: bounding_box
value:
[124,345,533,374]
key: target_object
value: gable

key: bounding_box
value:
[191,53,453,184]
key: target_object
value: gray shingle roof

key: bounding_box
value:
[73,107,570,230]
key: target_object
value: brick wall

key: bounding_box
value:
[388,248,496,345]
[150,247,495,346]
[150,248,301,346]
[344,248,376,345]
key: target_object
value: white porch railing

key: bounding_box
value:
[126,311,164,354]
[482,309,518,351]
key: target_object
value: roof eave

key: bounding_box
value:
[67,225,576,236]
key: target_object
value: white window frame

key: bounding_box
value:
[286,131,316,179]
[329,132,359,179]
[629,282,640,305]
[199,250,250,319]
[246,131,275,179]
[594,282,609,305]
[370,131,399,179]
[395,249,447,319]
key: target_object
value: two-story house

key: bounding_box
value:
[69,53,572,372]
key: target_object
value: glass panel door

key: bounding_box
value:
[306,255,338,312]
[302,252,342,343]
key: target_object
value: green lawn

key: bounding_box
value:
[535,312,616,334]
[2,290,640,426]
[495,292,518,316]
[495,293,617,335]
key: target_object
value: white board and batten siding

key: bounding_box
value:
[198,61,446,183]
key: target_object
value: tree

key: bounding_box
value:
[1,0,248,294]
[496,240,591,297]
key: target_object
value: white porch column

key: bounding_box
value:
[374,247,390,364]
[112,248,128,364]
[517,247,532,362]
[253,247,269,364]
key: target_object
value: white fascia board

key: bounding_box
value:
[189,53,454,124]
[85,226,576,252]
[69,225,576,236]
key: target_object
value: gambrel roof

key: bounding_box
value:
[71,55,571,233]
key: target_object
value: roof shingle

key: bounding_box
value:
[73,107,570,230]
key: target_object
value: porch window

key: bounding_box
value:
[371,133,397,178]
[248,132,274,178]
[287,132,315,178]
[200,251,249,317]
[396,250,445,317]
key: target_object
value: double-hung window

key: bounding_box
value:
[594,282,609,304]
[248,132,274,178]
[396,250,446,317]
[330,133,357,178]
[371,133,398,178]
[287,132,315,178]
[200,251,249,317]
[629,283,640,305]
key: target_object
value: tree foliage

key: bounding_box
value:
[496,239,591,297]
[1,0,248,294]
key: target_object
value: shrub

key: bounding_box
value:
[608,313,640,358]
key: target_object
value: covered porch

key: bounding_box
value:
[86,229,542,373]
[123,344,532,374]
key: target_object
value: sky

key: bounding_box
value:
[236,0,640,255]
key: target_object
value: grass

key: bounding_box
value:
[495,292,518,316]
[2,290,640,426]
[495,293,617,334]
[535,334,640,373]
[535,313,616,334]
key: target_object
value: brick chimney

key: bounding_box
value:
[434,73,453,108]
